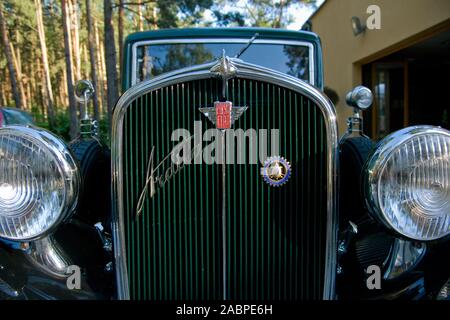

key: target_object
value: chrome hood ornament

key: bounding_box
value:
[200,51,248,129]
[210,50,237,81]
[210,50,238,98]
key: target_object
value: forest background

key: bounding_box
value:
[0,0,317,143]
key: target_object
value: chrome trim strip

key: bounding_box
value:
[383,239,426,280]
[131,38,315,87]
[112,59,338,300]
[26,235,73,278]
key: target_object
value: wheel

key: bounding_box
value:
[70,139,111,229]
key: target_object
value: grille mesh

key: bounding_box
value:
[121,77,328,300]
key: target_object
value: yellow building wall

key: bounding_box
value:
[309,0,450,136]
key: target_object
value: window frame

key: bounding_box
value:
[131,38,315,86]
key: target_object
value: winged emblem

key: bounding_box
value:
[199,101,248,129]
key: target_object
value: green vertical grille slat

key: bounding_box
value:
[166,87,171,299]
[121,77,328,300]
[176,84,182,299]
[300,93,304,299]
[151,91,157,299]
[199,82,204,301]
[138,95,142,300]
[251,80,259,300]
[295,93,299,299]
[262,81,266,300]
[270,84,275,299]
[161,88,167,299]
[185,83,191,299]
[144,91,150,300]
[170,85,176,299]
[192,82,198,300]
[289,90,294,300]
[131,100,135,299]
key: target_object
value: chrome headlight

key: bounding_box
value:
[345,86,373,110]
[365,126,450,241]
[0,126,80,241]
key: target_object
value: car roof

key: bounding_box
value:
[124,27,321,44]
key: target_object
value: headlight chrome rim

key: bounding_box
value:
[0,125,80,241]
[365,126,450,241]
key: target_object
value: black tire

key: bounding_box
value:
[339,136,375,223]
[70,139,111,229]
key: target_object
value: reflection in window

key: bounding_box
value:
[374,64,405,139]
[136,42,310,84]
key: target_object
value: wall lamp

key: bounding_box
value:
[351,16,366,36]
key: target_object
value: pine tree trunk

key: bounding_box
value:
[69,0,81,82]
[66,0,74,84]
[137,1,144,31]
[275,0,285,28]
[35,0,55,128]
[60,69,68,107]
[62,63,68,105]
[85,0,100,121]
[15,29,21,77]
[62,0,79,139]
[0,69,5,106]
[118,0,124,71]
[95,19,106,115]
[152,5,157,29]
[15,28,27,109]
[39,58,47,118]
[9,41,27,109]
[104,0,119,127]
[30,49,37,108]
[0,6,22,109]
[25,74,31,111]
[34,58,44,117]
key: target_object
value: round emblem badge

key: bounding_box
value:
[260,156,291,187]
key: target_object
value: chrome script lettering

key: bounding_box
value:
[135,135,201,218]
[135,122,280,218]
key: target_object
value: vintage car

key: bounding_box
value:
[0,107,34,127]
[0,28,449,300]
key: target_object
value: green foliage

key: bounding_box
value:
[32,107,110,145]
[152,44,214,76]
[152,0,214,28]
[212,11,246,27]
[97,116,110,146]
[1,0,318,145]
[32,108,72,141]
[212,0,316,28]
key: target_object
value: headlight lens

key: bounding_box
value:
[365,126,450,241]
[345,85,373,110]
[0,126,80,241]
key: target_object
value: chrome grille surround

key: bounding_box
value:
[111,59,338,300]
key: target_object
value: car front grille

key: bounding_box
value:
[118,76,329,300]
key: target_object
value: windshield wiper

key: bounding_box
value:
[234,33,259,59]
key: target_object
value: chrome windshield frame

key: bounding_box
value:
[131,38,315,87]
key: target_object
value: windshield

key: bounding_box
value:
[135,41,312,85]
